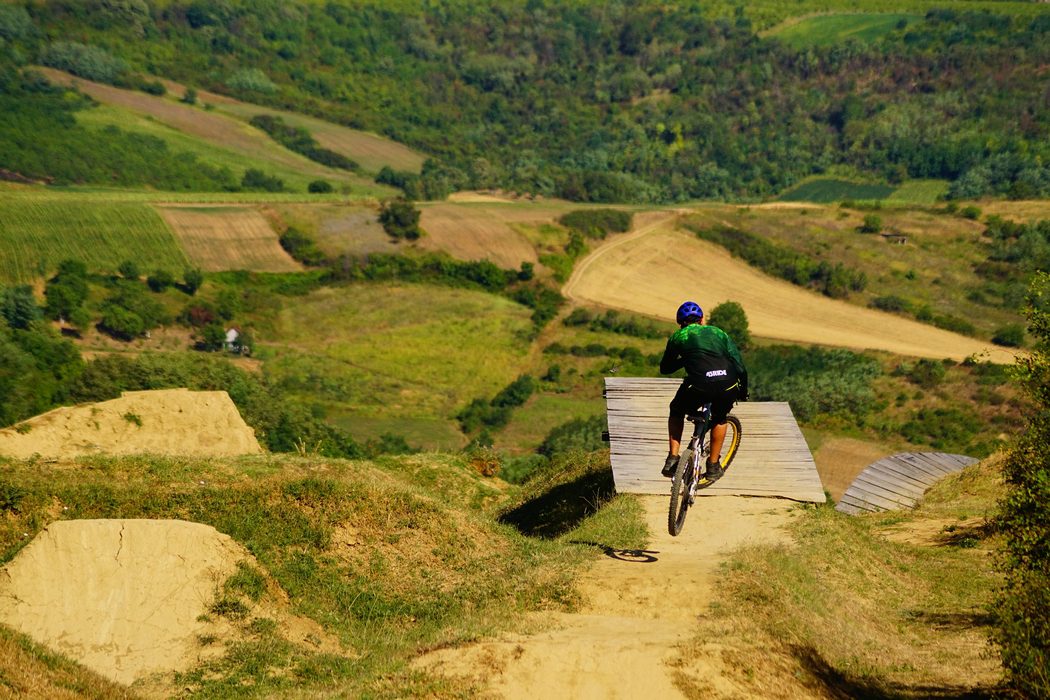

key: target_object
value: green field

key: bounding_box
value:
[888,179,950,204]
[0,197,189,284]
[769,13,918,48]
[73,103,396,199]
[778,178,896,203]
[261,283,535,448]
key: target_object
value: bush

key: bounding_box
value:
[98,305,144,340]
[994,273,1050,698]
[859,213,883,233]
[870,295,910,313]
[183,268,204,295]
[241,168,284,192]
[279,227,326,266]
[538,415,607,457]
[960,205,982,220]
[308,179,333,193]
[146,269,175,292]
[118,260,139,280]
[558,209,632,238]
[40,41,128,84]
[227,68,277,94]
[379,199,422,240]
[707,301,750,349]
[905,358,948,388]
[992,324,1025,348]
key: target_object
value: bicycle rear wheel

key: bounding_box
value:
[668,445,698,536]
[703,415,742,471]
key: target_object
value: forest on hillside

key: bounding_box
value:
[0,1,1048,201]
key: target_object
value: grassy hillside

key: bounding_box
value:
[0,449,642,697]
[5,2,1048,203]
[685,456,1006,695]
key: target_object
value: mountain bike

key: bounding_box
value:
[668,405,742,536]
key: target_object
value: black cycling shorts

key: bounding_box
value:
[669,378,740,425]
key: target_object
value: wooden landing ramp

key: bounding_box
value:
[604,377,825,502]
[835,452,978,515]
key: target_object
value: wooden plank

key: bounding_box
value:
[835,451,978,515]
[604,377,824,503]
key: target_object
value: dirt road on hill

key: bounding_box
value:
[416,495,797,698]
[564,213,1016,363]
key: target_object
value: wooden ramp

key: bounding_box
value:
[604,377,825,502]
[835,452,978,515]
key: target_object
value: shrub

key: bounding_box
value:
[538,415,607,457]
[227,68,277,94]
[994,273,1050,698]
[40,41,128,83]
[992,324,1025,348]
[99,305,145,340]
[146,269,175,292]
[707,301,750,349]
[279,227,326,266]
[118,260,139,280]
[870,295,910,313]
[905,358,948,388]
[558,209,632,238]
[183,268,204,295]
[308,179,333,193]
[379,199,422,240]
[241,168,284,192]
[859,213,883,233]
[960,205,982,220]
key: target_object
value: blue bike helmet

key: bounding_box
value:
[676,301,703,325]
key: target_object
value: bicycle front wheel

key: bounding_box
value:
[668,446,698,536]
[703,415,742,471]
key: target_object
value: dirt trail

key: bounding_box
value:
[564,213,1016,363]
[417,495,797,698]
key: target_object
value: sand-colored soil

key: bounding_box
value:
[155,204,301,273]
[0,389,262,460]
[564,215,1016,363]
[0,519,245,686]
[417,496,799,698]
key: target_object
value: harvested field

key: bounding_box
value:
[564,216,1016,363]
[418,201,568,268]
[155,204,301,272]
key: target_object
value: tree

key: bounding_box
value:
[379,198,422,240]
[183,268,204,295]
[993,272,1050,698]
[1,286,41,330]
[859,214,883,234]
[118,260,139,280]
[199,322,226,351]
[708,301,750,349]
[146,269,175,292]
[43,260,89,321]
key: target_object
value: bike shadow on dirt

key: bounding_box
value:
[566,541,660,563]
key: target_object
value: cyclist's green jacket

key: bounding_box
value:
[659,323,748,392]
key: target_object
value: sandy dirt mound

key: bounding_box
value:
[0,389,263,460]
[0,520,245,686]
[416,495,797,698]
[564,216,1015,363]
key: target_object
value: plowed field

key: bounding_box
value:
[155,204,301,272]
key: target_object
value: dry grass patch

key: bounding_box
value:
[680,458,1007,698]
[418,202,545,269]
[277,202,398,258]
[155,204,301,273]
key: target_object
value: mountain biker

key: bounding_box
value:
[659,301,748,482]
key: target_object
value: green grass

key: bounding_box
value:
[259,283,535,447]
[721,1,1045,32]
[778,178,895,203]
[0,449,637,697]
[0,196,190,284]
[770,13,919,48]
[682,458,1006,696]
[888,179,950,204]
[74,103,395,198]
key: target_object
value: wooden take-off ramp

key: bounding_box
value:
[604,377,826,502]
[835,452,978,515]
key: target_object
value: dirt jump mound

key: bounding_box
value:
[0,389,263,460]
[0,519,247,686]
